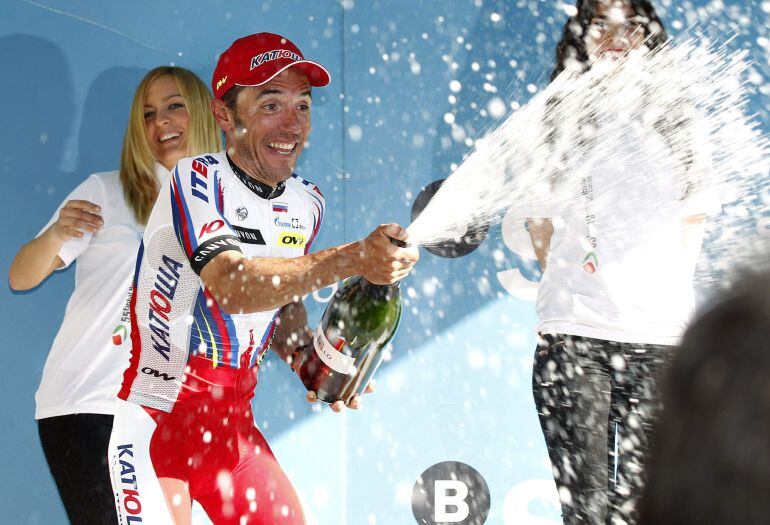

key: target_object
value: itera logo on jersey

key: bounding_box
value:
[277,232,306,247]
[189,155,219,202]
[148,255,183,361]
[117,444,144,523]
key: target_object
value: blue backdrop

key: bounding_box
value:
[2,1,768,524]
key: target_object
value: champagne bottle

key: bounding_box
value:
[294,276,403,404]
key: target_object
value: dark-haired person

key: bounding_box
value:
[527,1,720,523]
[8,67,220,523]
[107,33,418,524]
[637,270,770,525]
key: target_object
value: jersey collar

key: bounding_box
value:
[154,162,171,185]
[226,154,286,200]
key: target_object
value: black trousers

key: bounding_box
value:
[532,334,669,525]
[38,413,117,524]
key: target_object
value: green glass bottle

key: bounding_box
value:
[294,276,403,404]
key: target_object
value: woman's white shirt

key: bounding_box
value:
[535,111,721,346]
[34,164,169,419]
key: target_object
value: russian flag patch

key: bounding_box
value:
[272,202,288,213]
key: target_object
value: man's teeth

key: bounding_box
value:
[160,133,181,142]
[268,142,295,154]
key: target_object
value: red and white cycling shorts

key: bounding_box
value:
[108,398,305,524]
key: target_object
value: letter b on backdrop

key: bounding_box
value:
[411,461,490,524]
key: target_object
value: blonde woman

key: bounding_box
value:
[9,66,220,523]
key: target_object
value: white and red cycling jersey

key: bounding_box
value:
[117,151,325,412]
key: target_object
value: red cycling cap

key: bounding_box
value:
[212,32,330,99]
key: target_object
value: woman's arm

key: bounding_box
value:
[526,218,554,271]
[9,200,103,290]
[682,214,707,278]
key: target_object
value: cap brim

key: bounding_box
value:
[236,60,331,89]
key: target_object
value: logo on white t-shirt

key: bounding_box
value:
[113,324,128,346]
[113,284,133,346]
[582,252,599,274]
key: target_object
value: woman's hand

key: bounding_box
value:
[9,199,103,290]
[52,200,103,240]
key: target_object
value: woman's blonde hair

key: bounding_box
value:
[120,66,221,224]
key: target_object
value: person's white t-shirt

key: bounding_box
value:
[535,113,721,346]
[34,165,169,419]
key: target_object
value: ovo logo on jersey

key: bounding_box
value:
[277,232,306,247]
[141,367,175,381]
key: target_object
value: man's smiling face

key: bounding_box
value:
[227,68,312,186]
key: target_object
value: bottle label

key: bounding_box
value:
[313,325,357,375]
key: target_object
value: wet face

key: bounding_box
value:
[225,68,312,186]
[584,1,647,62]
[143,74,190,170]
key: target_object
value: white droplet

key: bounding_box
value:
[348,125,363,141]
[490,12,502,22]
[476,276,491,295]
[443,113,456,125]
[451,125,466,142]
[272,275,281,286]
[561,3,578,16]
[449,80,462,93]
[487,97,506,119]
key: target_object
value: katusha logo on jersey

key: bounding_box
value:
[147,255,183,361]
[115,443,144,523]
